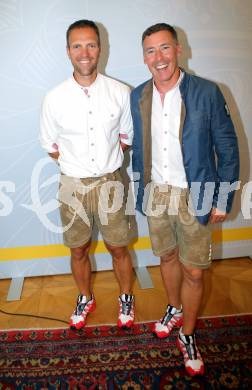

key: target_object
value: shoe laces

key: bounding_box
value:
[180,334,198,360]
[161,305,179,326]
[75,295,91,316]
[120,294,133,315]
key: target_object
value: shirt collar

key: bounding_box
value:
[71,73,101,92]
[153,69,184,96]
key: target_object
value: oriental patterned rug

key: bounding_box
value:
[0,314,251,389]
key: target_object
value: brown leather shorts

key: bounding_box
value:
[59,170,130,248]
[147,183,212,269]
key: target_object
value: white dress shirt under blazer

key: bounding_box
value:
[40,73,133,178]
[151,72,187,188]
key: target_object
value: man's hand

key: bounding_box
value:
[209,207,227,224]
[49,151,60,160]
[48,143,59,161]
[120,141,130,152]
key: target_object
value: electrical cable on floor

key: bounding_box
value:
[0,307,69,325]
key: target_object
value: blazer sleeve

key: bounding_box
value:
[210,85,240,212]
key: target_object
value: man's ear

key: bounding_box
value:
[143,51,147,65]
[176,43,182,57]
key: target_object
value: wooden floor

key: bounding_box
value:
[0,257,251,330]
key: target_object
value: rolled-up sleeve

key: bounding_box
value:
[119,87,133,146]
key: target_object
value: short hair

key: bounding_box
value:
[142,23,178,45]
[66,19,100,47]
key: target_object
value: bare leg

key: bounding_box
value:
[160,247,182,309]
[181,264,204,334]
[70,240,92,297]
[105,243,133,294]
[160,247,204,334]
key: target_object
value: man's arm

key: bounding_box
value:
[119,86,133,150]
[39,95,59,160]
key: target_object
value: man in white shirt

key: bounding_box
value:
[40,20,134,330]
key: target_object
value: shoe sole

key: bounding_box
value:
[117,318,134,329]
[176,338,205,376]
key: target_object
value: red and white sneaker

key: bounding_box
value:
[69,294,96,330]
[117,293,134,328]
[153,304,183,338]
[177,328,204,376]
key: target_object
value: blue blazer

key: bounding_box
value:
[131,71,239,225]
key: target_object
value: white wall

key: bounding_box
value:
[0,0,251,279]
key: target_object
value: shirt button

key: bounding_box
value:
[91,143,94,146]
[89,111,92,114]
[111,114,114,117]
[164,113,168,116]
[92,158,95,161]
[90,127,93,130]
[164,165,167,168]
[164,131,168,134]
[163,148,167,151]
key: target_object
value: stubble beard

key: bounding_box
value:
[75,62,98,78]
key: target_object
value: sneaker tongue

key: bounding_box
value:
[167,305,177,315]
[121,293,132,302]
[79,295,88,304]
[180,333,194,345]
[185,335,194,344]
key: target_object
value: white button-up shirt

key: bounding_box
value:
[40,73,133,178]
[151,72,187,188]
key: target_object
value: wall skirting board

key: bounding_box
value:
[1,228,251,300]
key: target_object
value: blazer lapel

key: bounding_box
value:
[139,81,153,186]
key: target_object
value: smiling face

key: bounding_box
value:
[67,26,100,86]
[143,29,182,92]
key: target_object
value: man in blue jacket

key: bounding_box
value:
[131,23,239,376]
